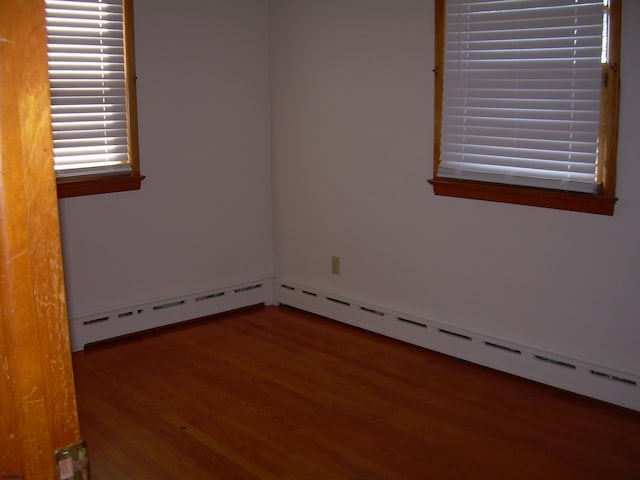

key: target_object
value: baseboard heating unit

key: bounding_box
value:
[274,280,640,412]
[68,276,639,412]
[68,278,274,351]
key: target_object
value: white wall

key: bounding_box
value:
[58,0,639,381]
[270,0,640,375]
[58,0,273,317]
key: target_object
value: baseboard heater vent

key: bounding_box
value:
[274,278,640,412]
[69,278,272,351]
[438,328,472,341]
[590,370,637,386]
[196,292,225,302]
[534,355,576,370]
[484,341,522,355]
[153,300,185,311]
[234,284,262,293]
[118,309,143,319]
[327,297,350,307]
[360,306,384,317]
[82,316,109,326]
[397,317,427,328]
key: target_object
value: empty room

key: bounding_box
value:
[2,0,639,478]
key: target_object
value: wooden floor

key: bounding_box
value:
[72,305,640,479]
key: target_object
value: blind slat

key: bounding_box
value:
[53,129,127,140]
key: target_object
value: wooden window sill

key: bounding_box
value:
[428,178,616,216]
[57,174,145,199]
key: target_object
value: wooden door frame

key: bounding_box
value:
[0,0,82,478]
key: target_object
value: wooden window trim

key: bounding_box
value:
[428,178,617,215]
[57,173,145,198]
[54,0,144,199]
[429,0,621,216]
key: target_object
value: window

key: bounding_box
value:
[46,0,143,198]
[430,0,620,215]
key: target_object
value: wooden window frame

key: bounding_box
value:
[53,0,144,199]
[429,0,621,216]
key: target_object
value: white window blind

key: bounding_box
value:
[46,0,130,179]
[438,0,606,194]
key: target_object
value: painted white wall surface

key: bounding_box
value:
[270,0,640,374]
[58,0,639,381]
[58,0,273,317]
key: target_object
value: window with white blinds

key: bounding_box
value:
[437,0,609,194]
[46,0,132,179]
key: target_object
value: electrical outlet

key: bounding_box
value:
[331,256,340,275]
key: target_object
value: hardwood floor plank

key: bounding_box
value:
[72,306,640,479]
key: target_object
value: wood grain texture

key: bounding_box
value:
[73,306,640,479]
[56,174,145,198]
[428,177,617,216]
[0,0,81,477]
[599,0,621,199]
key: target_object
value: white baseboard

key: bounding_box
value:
[274,279,640,412]
[68,277,275,351]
